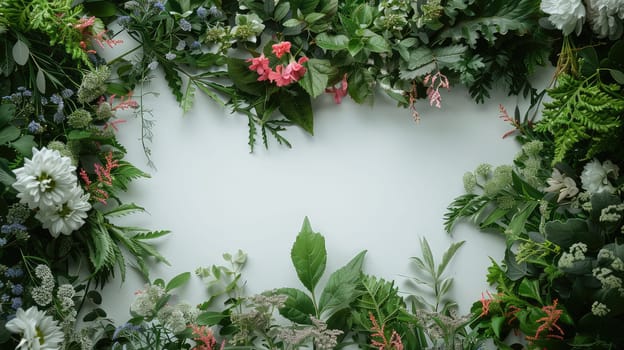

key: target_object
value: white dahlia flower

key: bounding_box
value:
[541,0,587,35]
[36,186,91,237]
[5,306,64,350]
[580,159,619,194]
[13,147,78,209]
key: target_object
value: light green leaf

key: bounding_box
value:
[315,33,349,51]
[181,79,196,113]
[0,126,20,145]
[305,12,325,23]
[437,240,465,277]
[274,2,290,21]
[518,278,543,304]
[609,69,624,84]
[507,201,538,237]
[299,58,335,98]
[352,4,373,27]
[319,250,366,319]
[196,311,227,326]
[291,217,327,293]
[365,34,391,53]
[10,135,35,156]
[103,203,145,218]
[12,40,29,66]
[36,69,46,93]
[166,272,191,291]
[348,38,364,57]
[283,18,304,27]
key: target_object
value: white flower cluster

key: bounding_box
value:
[130,284,166,317]
[12,147,91,238]
[593,266,624,295]
[541,0,624,39]
[558,242,588,269]
[591,300,611,316]
[157,302,199,334]
[580,159,619,195]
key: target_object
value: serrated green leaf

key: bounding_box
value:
[166,272,191,291]
[291,217,326,293]
[181,79,196,113]
[298,58,335,98]
[103,203,145,218]
[433,44,467,65]
[318,250,366,319]
[276,287,315,324]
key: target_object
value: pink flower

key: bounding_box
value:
[268,65,294,86]
[247,54,272,81]
[326,74,348,104]
[285,57,308,81]
[271,41,291,59]
[424,71,450,108]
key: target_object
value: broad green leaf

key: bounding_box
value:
[166,272,191,291]
[518,278,543,303]
[0,126,20,145]
[305,12,325,23]
[276,287,315,324]
[87,290,102,305]
[347,38,364,57]
[348,68,374,103]
[274,2,290,21]
[319,250,366,319]
[365,34,391,53]
[507,200,538,237]
[68,129,93,140]
[227,57,265,96]
[278,86,314,134]
[352,4,373,27]
[11,135,35,156]
[609,69,624,84]
[491,316,506,338]
[299,58,335,98]
[315,33,349,51]
[407,47,434,70]
[433,44,467,65]
[196,311,226,326]
[283,18,304,27]
[545,218,603,250]
[84,1,118,17]
[0,104,16,127]
[290,217,326,293]
[0,165,16,186]
[36,69,46,93]
[12,40,29,66]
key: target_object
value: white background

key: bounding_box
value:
[100,66,552,326]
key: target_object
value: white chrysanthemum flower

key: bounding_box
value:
[35,186,91,237]
[587,0,624,39]
[5,306,64,350]
[541,0,587,35]
[580,159,619,194]
[13,147,78,209]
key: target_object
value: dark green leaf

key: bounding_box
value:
[518,278,543,303]
[0,104,16,127]
[545,218,602,250]
[298,58,335,98]
[278,86,314,134]
[0,126,20,144]
[87,290,102,305]
[84,1,118,17]
[10,135,35,156]
[227,57,265,96]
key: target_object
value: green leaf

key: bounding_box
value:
[491,315,506,338]
[10,135,35,156]
[545,218,603,250]
[227,57,265,96]
[507,200,538,237]
[347,38,364,57]
[352,4,373,27]
[518,278,543,303]
[315,33,349,51]
[36,69,46,94]
[276,287,315,324]
[298,58,335,98]
[365,34,391,53]
[274,2,290,21]
[318,250,366,319]
[103,203,145,218]
[278,86,314,134]
[283,18,304,27]
[291,217,326,293]
[196,311,226,326]
[437,240,465,277]
[433,44,467,65]
[83,1,117,17]
[348,67,374,103]
[0,126,20,145]
[0,104,16,127]
[305,12,325,23]
[87,290,103,305]
[166,272,191,291]
[609,69,624,84]
[12,40,29,66]
[181,79,196,113]
[67,129,93,140]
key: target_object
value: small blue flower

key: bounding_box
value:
[1,294,9,302]
[196,6,207,19]
[22,90,32,97]
[40,96,48,105]
[11,297,22,310]
[153,1,165,11]
[1,225,10,234]
[28,120,43,134]
[61,89,74,98]
[11,284,23,296]
[53,110,65,123]
[17,86,26,92]
[208,5,221,17]
[179,18,192,32]
[5,267,23,278]
[0,238,6,247]
[176,40,186,51]
[165,52,177,60]
[190,40,201,50]
[50,93,62,105]
[147,61,159,70]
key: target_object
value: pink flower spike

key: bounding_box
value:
[268,65,294,87]
[271,41,291,59]
[286,61,307,82]
[75,16,96,30]
[247,54,272,81]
